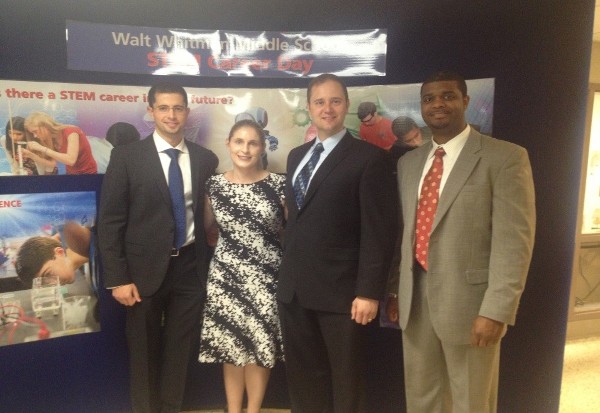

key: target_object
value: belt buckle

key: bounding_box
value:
[170,248,180,257]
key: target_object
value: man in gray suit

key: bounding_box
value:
[387,71,535,413]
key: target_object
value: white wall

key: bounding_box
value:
[567,41,600,340]
[591,42,600,83]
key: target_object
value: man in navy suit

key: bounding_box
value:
[98,82,218,413]
[277,74,397,413]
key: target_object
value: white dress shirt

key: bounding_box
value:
[153,133,195,246]
[418,125,471,196]
[292,128,346,185]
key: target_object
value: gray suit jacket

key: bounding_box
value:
[392,128,535,344]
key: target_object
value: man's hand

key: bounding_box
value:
[351,296,379,325]
[470,316,505,347]
[385,294,399,323]
[112,283,141,306]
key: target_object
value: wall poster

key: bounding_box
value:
[0,77,495,339]
[0,191,100,346]
[0,78,495,177]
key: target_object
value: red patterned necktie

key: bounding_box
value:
[415,147,445,270]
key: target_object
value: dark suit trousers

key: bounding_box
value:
[278,298,366,413]
[125,244,204,413]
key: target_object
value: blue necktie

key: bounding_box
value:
[293,142,324,208]
[165,148,186,249]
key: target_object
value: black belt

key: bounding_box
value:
[170,242,194,257]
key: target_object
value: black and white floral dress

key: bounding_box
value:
[199,173,285,367]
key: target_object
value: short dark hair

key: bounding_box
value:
[15,237,61,288]
[392,116,419,139]
[4,116,25,157]
[421,71,468,97]
[147,82,188,108]
[357,102,377,120]
[106,122,141,147]
[307,73,349,103]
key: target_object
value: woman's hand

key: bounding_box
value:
[20,148,35,159]
[26,141,46,153]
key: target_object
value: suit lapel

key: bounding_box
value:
[143,136,172,210]
[431,130,482,233]
[286,141,312,213]
[188,143,201,211]
[301,133,352,209]
[288,141,312,175]
[403,143,431,240]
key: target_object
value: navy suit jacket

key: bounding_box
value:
[98,135,218,296]
[277,132,398,313]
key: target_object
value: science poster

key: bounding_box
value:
[0,78,495,176]
[0,191,99,346]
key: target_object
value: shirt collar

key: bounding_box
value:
[314,128,346,154]
[427,124,470,160]
[153,132,188,153]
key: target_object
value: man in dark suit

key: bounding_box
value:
[277,73,397,413]
[387,71,535,413]
[98,82,218,413]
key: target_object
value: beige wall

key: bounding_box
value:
[591,41,600,82]
[568,41,600,340]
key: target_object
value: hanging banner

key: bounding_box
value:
[0,78,494,176]
[66,20,387,77]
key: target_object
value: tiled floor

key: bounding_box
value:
[184,338,600,413]
[560,336,600,412]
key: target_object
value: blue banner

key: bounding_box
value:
[66,21,387,78]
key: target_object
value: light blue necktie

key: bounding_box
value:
[293,142,324,208]
[165,148,186,249]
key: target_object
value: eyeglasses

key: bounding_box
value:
[153,105,187,114]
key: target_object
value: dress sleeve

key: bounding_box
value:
[205,175,215,198]
[277,173,286,203]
